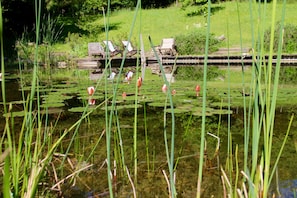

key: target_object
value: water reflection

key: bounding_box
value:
[0,75,297,197]
[0,78,23,102]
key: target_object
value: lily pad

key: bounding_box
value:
[101,104,143,111]
[0,100,26,105]
[211,109,233,115]
[68,106,97,113]
[3,108,64,117]
[3,111,26,118]
[210,102,231,108]
[148,102,173,108]
[164,108,192,114]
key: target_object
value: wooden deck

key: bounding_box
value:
[155,54,297,66]
[76,53,297,70]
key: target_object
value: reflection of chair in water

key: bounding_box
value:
[122,41,138,57]
[88,42,105,58]
[103,41,122,57]
[159,38,177,56]
[108,72,116,80]
[125,71,133,84]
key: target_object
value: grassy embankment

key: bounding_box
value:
[54,2,297,55]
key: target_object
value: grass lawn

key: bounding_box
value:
[55,2,297,56]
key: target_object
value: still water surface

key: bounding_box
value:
[0,75,296,197]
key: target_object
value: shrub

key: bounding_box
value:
[175,30,221,55]
[263,22,297,53]
[64,33,86,57]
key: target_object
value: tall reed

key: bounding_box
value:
[196,0,212,197]
[102,0,143,196]
[220,0,292,197]
[0,1,109,197]
[149,36,177,198]
[0,1,6,114]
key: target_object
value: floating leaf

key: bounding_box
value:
[3,111,26,118]
[68,106,96,113]
[101,104,143,111]
[148,102,172,108]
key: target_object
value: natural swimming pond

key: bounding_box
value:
[1,68,297,197]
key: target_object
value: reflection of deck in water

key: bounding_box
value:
[76,54,297,70]
[89,72,104,80]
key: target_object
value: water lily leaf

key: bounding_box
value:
[101,104,142,111]
[210,102,231,108]
[211,109,233,115]
[0,100,26,105]
[78,95,105,100]
[148,102,172,108]
[191,111,213,117]
[3,111,26,117]
[164,108,191,114]
[68,106,96,113]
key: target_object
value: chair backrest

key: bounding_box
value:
[161,38,175,49]
[103,41,116,52]
[88,42,104,56]
[122,41,134,52]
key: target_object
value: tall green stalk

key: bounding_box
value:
[144,102,150,172]
[0,0,6,114]
[196,0,211,197]
[149,36,176,198]
[236,0,250,180]
[268,0,287,187]
[103,0,142,195]
[225,5,233,185]
[242,0,288,197]
[261,0,286,196]
[102,2,114,196]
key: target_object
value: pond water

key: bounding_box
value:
[0,70,297,197]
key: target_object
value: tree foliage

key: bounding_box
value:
[2,0,178,59]
[2,0,177,36]
[2,0,36,37]
[141,0,176,8]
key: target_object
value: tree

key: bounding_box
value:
[141,0,176,8]
[2,0,36,37]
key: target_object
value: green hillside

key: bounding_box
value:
[54,2,297,56]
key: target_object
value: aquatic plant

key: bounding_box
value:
[219,0,293,198]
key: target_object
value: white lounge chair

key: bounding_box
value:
[88,42,105,58]
[122,41,138,57]
[103,40,122,57]
[159,38,177,56]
